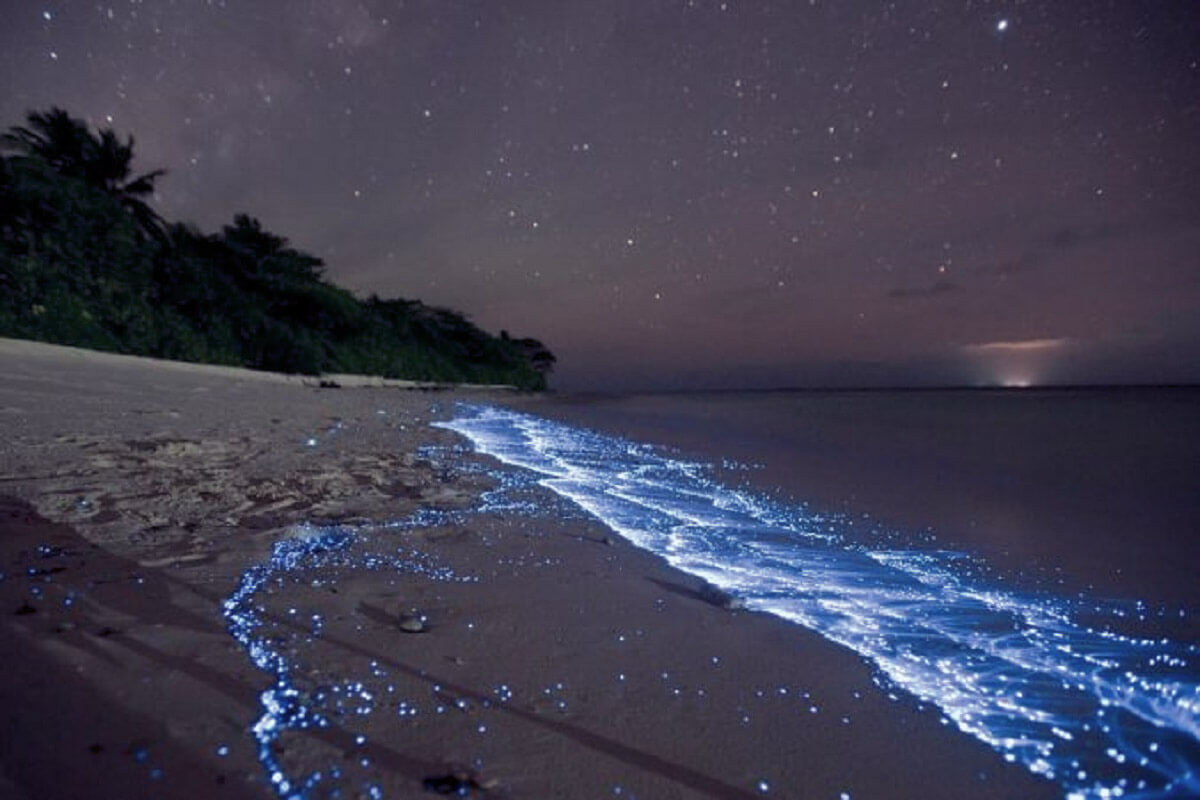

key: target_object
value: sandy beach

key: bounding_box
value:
[0,339,1058,799]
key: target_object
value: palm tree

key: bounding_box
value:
[0,108,91,177]
[1,107,166,240]
[220,214,325,285]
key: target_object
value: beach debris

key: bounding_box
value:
[602,535,616,546]
[698,581,745,610]
[398,612,428,633]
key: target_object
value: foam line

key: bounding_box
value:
[437,404,1200,800]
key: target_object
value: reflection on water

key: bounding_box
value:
[438,404,1200,800]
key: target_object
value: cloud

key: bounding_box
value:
[961,338,1070,354]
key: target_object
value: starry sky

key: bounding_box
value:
[3,1,1199,390]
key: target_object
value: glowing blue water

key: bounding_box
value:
[436,404,1200,800]
[222,523,473,799]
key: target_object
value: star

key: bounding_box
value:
[0,0,1193,390]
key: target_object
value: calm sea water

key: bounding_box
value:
[511,388,1200,608]
[439,388,1200,800]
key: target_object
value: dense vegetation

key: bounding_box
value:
[0,108,554,389]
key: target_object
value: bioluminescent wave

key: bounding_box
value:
[223,522,474,799]
[436,404,1200,800]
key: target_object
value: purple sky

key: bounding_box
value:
[3,1,1198,390]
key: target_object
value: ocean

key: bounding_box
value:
[438,388,1200,800]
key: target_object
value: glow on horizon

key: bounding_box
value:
[972,369,1040,389]
[993,366,1039,388]
[962,338,1067,388]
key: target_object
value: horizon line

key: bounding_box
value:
[550,381,1200,397]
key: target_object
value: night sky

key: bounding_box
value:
[3,1,1198,390]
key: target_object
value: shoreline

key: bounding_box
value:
[0,337,521,392]
[0,343,1057,798]
[504,388,1200,612]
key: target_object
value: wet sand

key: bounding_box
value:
[0,339,1058,799]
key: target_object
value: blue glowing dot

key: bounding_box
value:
[997,18,1009,31]
[757,778,770,793]
[216,745,229,757]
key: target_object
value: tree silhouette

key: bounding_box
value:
[514,336,557,375]
[220,213,324,285]
[1,107,166,240]
[2,106,555,388]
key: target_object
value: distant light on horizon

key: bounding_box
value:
[979,364,1044,388]
[961,338,1067,388]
